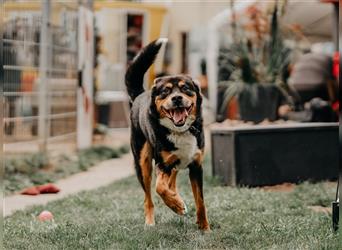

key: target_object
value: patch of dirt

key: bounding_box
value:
[260,181,337,193]
[323,181,338,188]
[40,163,55,172]
[308,205,332,214]
[261,183,295,192]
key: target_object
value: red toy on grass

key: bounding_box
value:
[21,183,60,195]
[38,210,54,221]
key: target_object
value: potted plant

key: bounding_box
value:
[218,3,301,123]
[211,2,339,187]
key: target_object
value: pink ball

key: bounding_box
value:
[38,210,53,221]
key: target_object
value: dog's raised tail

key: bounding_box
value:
[125,38,168,102]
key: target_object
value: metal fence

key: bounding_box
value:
[3,1,79,154]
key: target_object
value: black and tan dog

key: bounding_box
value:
[125,39,209,230]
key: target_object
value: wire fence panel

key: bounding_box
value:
[3,1,79,154]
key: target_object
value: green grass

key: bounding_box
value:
[4,145,129,195]
[4,157,339,249]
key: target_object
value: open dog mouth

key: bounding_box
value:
[164,105,193,127]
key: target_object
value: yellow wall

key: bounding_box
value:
[94,1,167,84]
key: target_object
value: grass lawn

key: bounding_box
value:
[4,156,339,249]
[4,145,129,195]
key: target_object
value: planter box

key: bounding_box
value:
[211,123,338,186]
[238,84,283,123]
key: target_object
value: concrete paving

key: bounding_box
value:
[4,153,134,217]
[4,127,213,217]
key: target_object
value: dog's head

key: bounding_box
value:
[151,75,202,133]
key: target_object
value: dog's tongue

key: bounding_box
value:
[172,108,188,125]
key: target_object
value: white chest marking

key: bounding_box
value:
[167,131,199,170]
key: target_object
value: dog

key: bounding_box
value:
[125,39,210,230]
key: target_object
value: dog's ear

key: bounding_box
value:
[191,78,202,114]
[153,77,163,86]
[150,81,159,115]
[182,75,201,93]
[151,80,159,99]
[193,79,202,93]
[151,78,162,98]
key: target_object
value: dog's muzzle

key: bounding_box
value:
[163,95,193,127]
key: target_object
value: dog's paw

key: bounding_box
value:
[200,225,211,231]
[174,200,188,216]
[144,221,155,228]
[183,201,188,215]
[198,222,210,231]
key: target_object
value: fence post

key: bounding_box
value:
[38,0,51,153]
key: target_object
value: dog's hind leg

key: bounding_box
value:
[139,142,155,226]
[131,127,154,226]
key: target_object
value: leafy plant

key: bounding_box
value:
[218,3,298,114]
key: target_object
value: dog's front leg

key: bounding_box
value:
[189,160,210,231]
[168,168,178,192]
[156,167,187,215]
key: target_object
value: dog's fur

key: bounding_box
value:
[125,39,209,230]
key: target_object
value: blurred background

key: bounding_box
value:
[3,0,339,156]
[2,0,339,181]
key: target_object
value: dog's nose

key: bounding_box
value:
[172,95,183,105]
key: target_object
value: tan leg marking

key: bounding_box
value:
[190,177,210,230]
[168,168,178,192]
[189,153,210,231]
[160,151,179,167]
[193,150,204,166]
[139,142,154,225]
[156,170,186,215]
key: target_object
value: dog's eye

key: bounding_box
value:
[181,85,189,91]
[161,88,171,96]
[181,85,194,96]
